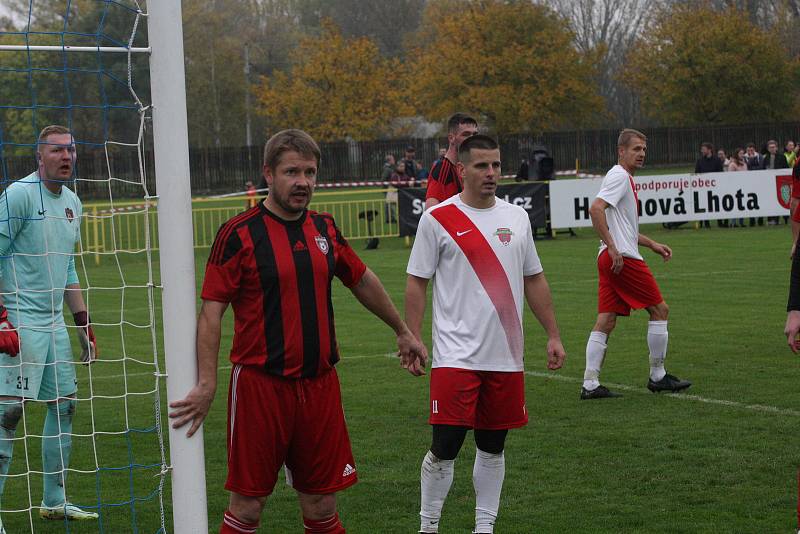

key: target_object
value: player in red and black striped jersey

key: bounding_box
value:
[424,113,479,210]
[201,205,365,377]
[169,130,427,534]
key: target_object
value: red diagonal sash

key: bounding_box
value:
[431,204,523,361]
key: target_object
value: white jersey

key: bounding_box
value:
[406,195,543,371]
[595,164,642,260]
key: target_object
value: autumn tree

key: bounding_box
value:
[408,0,603,135]
[0,1,148,150]
[182,0,306,147]
[623,4,799,125]
[255,20,413,141]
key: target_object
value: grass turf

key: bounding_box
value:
[2,220,798,533]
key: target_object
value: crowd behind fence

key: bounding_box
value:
[4,121,800,199]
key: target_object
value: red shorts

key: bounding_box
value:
[225,365,357,497]
[597,249,663,316]
[429,367,527,430]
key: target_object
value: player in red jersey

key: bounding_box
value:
[424,113,479,210]
[169,130,427,534]
[790,157,800,258]
[581,129,691,400]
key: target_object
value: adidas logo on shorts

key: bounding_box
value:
[342,464,356,477]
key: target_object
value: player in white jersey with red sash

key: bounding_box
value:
[404,135,566,534]
[580,128,691,400]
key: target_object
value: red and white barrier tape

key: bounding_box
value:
[89,170,605,210]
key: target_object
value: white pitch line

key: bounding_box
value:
[526,370,800,417]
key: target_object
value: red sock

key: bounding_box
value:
[303,513,345,533]
[220,510,259,534]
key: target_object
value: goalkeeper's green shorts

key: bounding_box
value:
[0,325,77,401]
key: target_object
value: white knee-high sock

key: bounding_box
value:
[583,331,608,390]
[420,450,454,533]
[648,321,668,381]
[472,449,505,534]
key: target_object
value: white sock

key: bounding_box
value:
[473,449,505,534]
[583,331,608,390]
[420,450,454,533]
[648,321,668,381]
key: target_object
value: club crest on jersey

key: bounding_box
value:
[65,207,74,222]
[494,227,513,245]
[314,235,329,254]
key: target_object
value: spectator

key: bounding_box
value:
[728,148,748,171]
[695,142,723,228]
[762,139,790,170]
[402,146,418,181]
[727,148,747,227]
[717,148,730,171]
[385,162,406,223]
[381,154,396,182]
[437,147,447,160]
[786,140,797,168]
[695,142,724,174]
[744,143,762,170]
[762,140,788,225]
[415,161,429,183]
[516,158,529,181]
[245,180,257,209]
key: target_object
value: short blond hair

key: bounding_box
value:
[618,128,647,148]
[37,125,72,151]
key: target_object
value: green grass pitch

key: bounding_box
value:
[2,221,798,533]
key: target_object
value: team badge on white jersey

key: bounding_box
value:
[314,235,329,254]
[494,227,513,245]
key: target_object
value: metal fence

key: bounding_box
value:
[80,193,401,262]
[6,121,800,198]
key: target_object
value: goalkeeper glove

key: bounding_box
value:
[73,311,97,364]
[0,306,19,357]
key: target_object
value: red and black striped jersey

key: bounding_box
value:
[201,203,367,378]
[425,156,461,201]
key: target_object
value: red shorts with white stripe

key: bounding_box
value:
[428,367,527,430]
[597,249,663,316]
[225,365,357,497]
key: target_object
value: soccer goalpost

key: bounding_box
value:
[0,1,206,533]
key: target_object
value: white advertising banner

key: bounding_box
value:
[548,170,794,229]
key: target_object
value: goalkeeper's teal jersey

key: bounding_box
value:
[0,172,82,324]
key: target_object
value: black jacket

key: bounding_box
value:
[695,155,724,174]
[760,152,789,170]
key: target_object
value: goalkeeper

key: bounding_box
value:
[0,125,98,531]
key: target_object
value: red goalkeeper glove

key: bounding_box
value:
[73,311,98,364]
[0,306,19,357]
